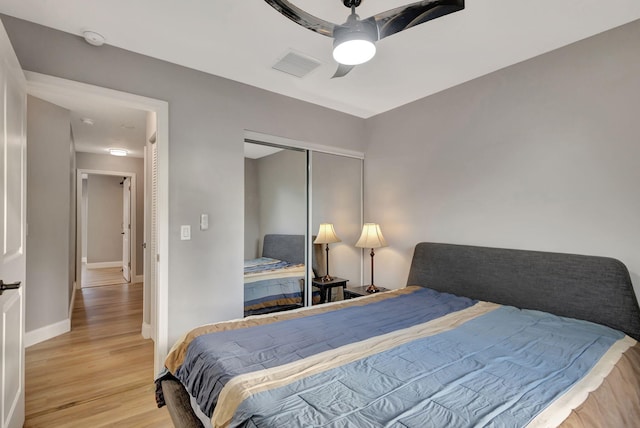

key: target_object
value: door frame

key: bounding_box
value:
[26,71,170,375]
[77,170,136,287]
[122,176,132,282]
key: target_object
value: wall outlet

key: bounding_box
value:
[180,225,191,240]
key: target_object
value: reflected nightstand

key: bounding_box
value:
[312,277,348,303]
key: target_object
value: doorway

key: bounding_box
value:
[78,171,137,288]
[26,71,169,374]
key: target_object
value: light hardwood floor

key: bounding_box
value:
[25,282,173,427]
[82,264,128,288]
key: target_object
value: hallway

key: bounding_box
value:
[24,282,172,427]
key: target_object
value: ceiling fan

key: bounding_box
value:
[264,0,465,78]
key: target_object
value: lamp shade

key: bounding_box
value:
[314,223,341,244]
[355,223,387,249]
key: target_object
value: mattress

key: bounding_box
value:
[160,286,640,427]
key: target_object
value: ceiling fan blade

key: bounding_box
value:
[331,64,356,79]
[264,0,336,38]
[367,0,465,40]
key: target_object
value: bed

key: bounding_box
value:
[158,242,640,427]
[244,234,311,316]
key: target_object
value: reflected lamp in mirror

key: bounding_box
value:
[313,223,341,282]
[355,223,388,293]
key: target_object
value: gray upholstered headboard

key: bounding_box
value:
[261,234,319,275]
[407,242,640,340]
[262,234,305,264]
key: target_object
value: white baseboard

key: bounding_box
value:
[141,322,152,340]
[133,274,144,284]
[25,319,71,348]
[86,261,122,269]
[81,256,87,263]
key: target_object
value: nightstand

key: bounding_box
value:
[312,277,348,303]
[344,285,389,299]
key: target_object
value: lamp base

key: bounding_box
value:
[320,275,334,282]
[365,284,380,293]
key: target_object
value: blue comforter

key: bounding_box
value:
[168,287,626,428]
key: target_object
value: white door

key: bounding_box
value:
[0,20,26,428]
[122,177,131,282]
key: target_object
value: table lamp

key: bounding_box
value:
[355,223,387,293]
[313,223,341,281]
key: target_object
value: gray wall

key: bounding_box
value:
[244,158,260,260]
[26,95,72,332]
[2,15,367,343]
[257,149,307,249]
[365,20,640,295]
[76,152,145,276]
[86,175,123,264]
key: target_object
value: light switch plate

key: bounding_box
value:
[200,214,209,231]
[180,225,191,240]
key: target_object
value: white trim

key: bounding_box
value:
[141,322,152,340]
[86,261,123,269]
[69,282,77,322]
[133,274,144,284]
[244,130,365,160]
[25,319,71,348]
[156,98,170,375]
[81,257,87,263]
[26,71,170,377]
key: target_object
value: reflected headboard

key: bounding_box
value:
[261,234,319,275]
[262,234,305,265]
[407,242,640,340]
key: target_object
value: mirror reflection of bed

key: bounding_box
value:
[243,234,316,316]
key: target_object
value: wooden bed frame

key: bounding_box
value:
[161,242,640,427]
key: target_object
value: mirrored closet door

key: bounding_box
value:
[244,142,307,316]
[311,152,363,304]
[243,139,363,316]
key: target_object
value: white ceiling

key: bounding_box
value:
[244,142,284,160]
[26,75,148,158]
[3,0,640,150]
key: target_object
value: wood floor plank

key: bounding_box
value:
[25,282,173,427]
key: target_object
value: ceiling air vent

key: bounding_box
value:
[272,51,321,78]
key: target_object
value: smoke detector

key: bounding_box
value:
[83,30,105,47]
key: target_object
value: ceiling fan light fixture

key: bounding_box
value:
[109,148,128,157]
[332,7,377,66]
[333,36,376,65]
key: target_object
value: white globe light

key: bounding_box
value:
[333,38,376,66]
